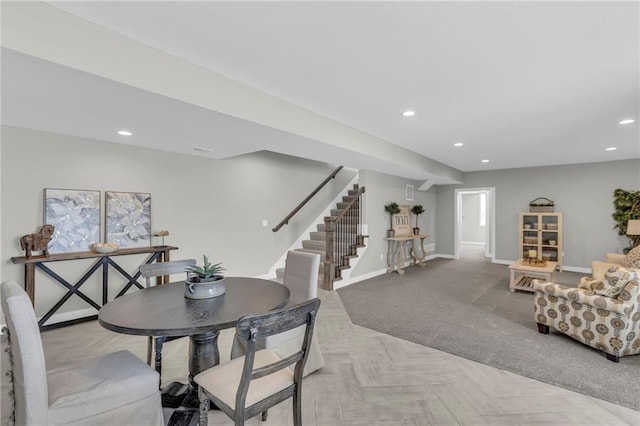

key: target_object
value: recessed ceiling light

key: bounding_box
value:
[402,110,415,117]
[605,147,617,151]
[481,159,490,163]
[117,130,133,136]
[454,142,464,147]
[193,146,215,153]
[619,119,635,125]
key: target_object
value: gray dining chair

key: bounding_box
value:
[195,298,321,426]
[1,280,164,426]
[139,259,196,379]
[231,250,324,376]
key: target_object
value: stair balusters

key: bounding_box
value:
[323,185,365,290]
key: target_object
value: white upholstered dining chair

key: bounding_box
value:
[230,250,324,376]
[1,280,163,426]
[139,259,196,378]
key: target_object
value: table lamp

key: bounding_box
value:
[627,219,640,248]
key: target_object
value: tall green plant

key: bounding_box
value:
[612,188,640,252]
[384,202,401,230]
[411,205,425,228]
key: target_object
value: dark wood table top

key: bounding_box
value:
[98,277,290,337]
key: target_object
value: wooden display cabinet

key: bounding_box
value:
[519,212,563,271]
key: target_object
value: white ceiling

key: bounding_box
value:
[2,1,639,178]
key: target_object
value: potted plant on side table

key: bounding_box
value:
[384,202,401,237]
[411,204,425,235]
[184,255,226,299]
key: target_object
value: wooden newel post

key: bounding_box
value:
[324,217,335,290]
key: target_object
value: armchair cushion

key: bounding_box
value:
[622,245,640,269]
[591,261,621,281]
[592,266,637,298]
[47,350,161,425]
[605,253,627,265]
[618,277,640,303]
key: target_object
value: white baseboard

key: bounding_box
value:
[436,254,457,259]
[562,265,591,274]
[36,307,98,327]
[333,268,388,289]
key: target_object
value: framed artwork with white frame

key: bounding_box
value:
[44,188,101,253]
[105,191,151,248]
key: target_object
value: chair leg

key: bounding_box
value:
[154,337,164,377]
[198,388,209,426]
[146,336,153,365]
[293,387,302,426]
[606,353,620,363]
[536,323,549,334]
[261,410,268,421]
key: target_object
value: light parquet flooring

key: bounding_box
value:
[3,289,639,425]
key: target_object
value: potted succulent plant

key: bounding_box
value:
[184,255,226,299]
[411,204,425,235]
[384,202,401,237]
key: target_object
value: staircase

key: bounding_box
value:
[276,184,367,290]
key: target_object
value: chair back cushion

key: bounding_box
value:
[1,281,49,425]
[282,251,320,305]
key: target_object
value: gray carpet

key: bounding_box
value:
[338,256,640,411]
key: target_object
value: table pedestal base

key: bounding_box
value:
[163,330,220,425]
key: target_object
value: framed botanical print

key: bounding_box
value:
[105,191,151,248]
[44,188,101,253]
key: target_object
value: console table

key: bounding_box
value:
[384,235,429,275]
[11,245,178,330]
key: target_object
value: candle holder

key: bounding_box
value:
[525,255,545,266]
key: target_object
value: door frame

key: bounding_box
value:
[454,187,496,260]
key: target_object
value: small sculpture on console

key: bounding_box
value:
[20,224,55,258]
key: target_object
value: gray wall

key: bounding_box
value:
[351,170,436,276]
[461,193,486,243]
[1,126,357,316]
[3,125,638,316]
[436,159,640,268]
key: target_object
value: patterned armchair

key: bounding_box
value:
[533,251,640,362]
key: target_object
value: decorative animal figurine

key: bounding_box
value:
[20,224,55,257]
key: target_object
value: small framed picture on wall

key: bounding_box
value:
[406,184,414,201]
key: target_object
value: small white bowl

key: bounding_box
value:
[91,243,119,253]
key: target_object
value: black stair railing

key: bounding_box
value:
[323,186,365,290]
[272,166,344,232]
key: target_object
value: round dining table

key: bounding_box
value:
[99,277,290,424]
